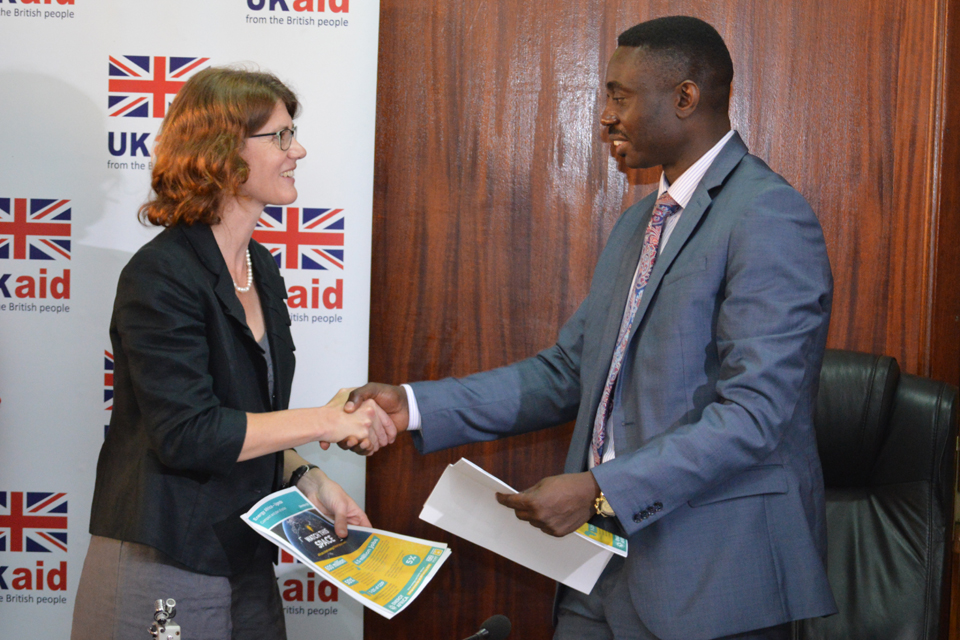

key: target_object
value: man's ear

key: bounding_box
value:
[675,80,700,119]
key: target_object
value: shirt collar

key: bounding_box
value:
[657,129,735,208]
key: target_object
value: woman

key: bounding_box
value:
[70,67,390,640]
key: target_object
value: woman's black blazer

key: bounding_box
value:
[89,222,295,576]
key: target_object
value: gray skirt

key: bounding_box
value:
[70,536,286,640]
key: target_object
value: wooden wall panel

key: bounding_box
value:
[365,1,960,638]
[931,0,960,387]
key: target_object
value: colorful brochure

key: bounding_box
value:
[243,487,451,619]
[420,458,627,594]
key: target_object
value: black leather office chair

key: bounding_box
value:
[796,349,958,640]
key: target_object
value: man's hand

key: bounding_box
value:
[338,383,410,452]
[496,471,601,537]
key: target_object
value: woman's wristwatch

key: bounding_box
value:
[286,464,319,489]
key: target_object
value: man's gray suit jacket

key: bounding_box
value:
[410,133,838,640]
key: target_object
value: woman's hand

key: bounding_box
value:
[240,390,396,462]
[295,467,370,538]
[319,389,397,454]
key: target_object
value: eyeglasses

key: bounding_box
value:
[248,125,297,151]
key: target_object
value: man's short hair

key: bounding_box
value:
[618,16,733,111]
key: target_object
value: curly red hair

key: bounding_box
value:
[139,67,299,227]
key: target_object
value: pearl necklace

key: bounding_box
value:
[234,249,253,293]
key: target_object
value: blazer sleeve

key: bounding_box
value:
[592,184,833,536]
[409,297,587,454]
[112,246,247,477]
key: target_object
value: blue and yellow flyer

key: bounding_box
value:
[244,488,451,619]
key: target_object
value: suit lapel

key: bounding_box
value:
[570,195,654,471]
[179,223,255,343]
[624,134,748,345]
[180,223,296,411]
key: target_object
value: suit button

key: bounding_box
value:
[653,502,663,512]
[633,514,642,523]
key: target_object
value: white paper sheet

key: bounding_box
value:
[419,458,627,594]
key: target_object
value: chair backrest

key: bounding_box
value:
[797,349,958,640]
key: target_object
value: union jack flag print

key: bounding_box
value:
[104,350,114,411]
[0,198,71,261]
[253,207,344,270]
[0,492,68,553]
[108,55,210,118]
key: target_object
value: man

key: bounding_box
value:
[346,15,837,640]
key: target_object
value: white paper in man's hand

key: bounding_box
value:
[419,458,626,594]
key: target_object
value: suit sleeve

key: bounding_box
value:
[591,185,832,536]
[409,297,587,454]
[112,247,247,476]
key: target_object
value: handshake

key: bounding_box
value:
[316,382,602,539]
[319,383,410,455]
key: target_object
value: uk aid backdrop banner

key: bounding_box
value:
[0,1,379,638]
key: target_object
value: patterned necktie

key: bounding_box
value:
[591,192,682,466]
